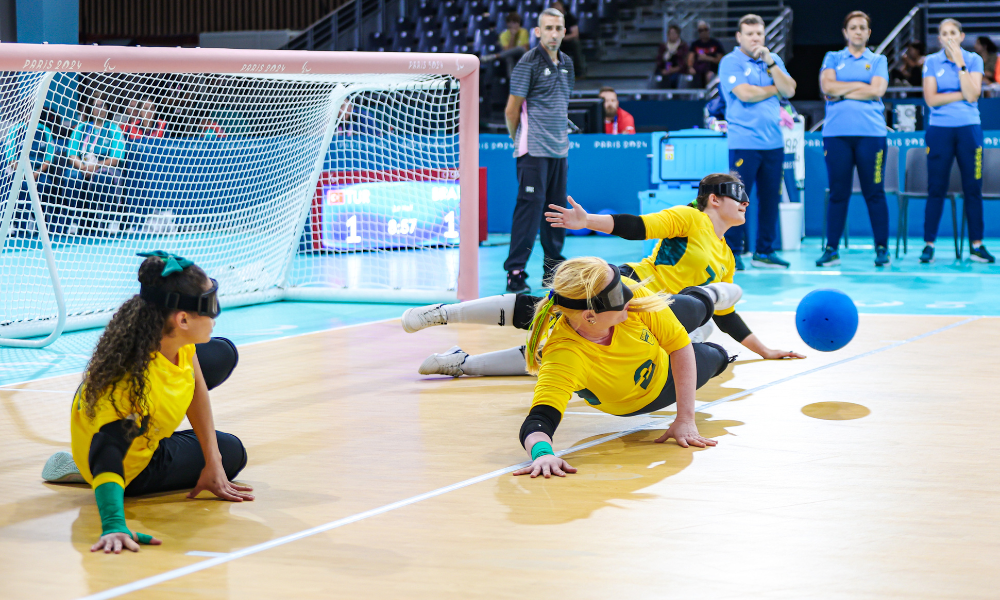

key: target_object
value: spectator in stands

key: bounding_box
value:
[485,12,531,74]
[198,116,225,139]
[598,87,635,134]
[688,21,725,87]
[718,14,797,269]
[890,41,925,87]
[504,8,574,293]
[654,24,689,89]
[500,11,530,53]
[122,97,166,140]
[549,1,585,78]
[974,36,997,84]
[66,92,126,236]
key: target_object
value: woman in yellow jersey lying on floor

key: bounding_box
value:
[40,251,253,554]
[511,256,733,478]
[402,173,804,377]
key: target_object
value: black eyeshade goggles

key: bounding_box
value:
[551,264,634,313]
[701,181,750,205]
[140,278,221,318]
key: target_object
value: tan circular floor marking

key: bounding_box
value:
[801,401,871,420]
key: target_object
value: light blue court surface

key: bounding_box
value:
[2,235,998,387]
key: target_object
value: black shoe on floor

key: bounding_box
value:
[970,245,996,263]
[919,245,934,264]
[506,270,531,294]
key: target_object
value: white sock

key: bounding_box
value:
[462,346,529,376]
[445,294,519,327]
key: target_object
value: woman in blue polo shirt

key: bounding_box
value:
[921,18,993,263]
[816,11,890,268]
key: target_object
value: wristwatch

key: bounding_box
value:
[960,65,968,72]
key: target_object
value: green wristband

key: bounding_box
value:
[95,482,154,544]
[531,441,554,461]
[95,482,130,537]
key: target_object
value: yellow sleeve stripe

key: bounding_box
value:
[92,472,125,490]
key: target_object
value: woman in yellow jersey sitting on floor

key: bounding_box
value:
[40,251,253,554]
[403,173,803,377]
[512,257,732,478]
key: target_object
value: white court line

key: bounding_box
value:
[74,315,981,600]
[185,551,229,558]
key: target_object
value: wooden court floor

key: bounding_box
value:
[1,313,998,599]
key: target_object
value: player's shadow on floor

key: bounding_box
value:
[495,412,744,525]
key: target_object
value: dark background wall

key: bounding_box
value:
[0,0,17,41]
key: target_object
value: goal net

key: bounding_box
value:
[0,46,479,347]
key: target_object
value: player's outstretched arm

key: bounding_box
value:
[513,432,577,478]
[739,333,805,360]
[545,196,614,233]
[654,344,716,448]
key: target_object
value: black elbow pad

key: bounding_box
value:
[713,312,753,343]
[88,420,132,480]
[610,214,647,240]
[518,404,563,446]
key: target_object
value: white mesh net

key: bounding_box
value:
[0,70,464,343]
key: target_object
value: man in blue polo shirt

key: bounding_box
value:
[719,14,797,269]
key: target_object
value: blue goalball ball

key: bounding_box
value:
[795,289,859,352]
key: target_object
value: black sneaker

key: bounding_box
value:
[733,254,745,271]
[751,252,790,269]
[970,245,996,263]
[919,245,934,263]
[816,247,841,267]
[875,245,890,267]
[506,270,531,294]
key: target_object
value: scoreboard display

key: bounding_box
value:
[318,180,461,251]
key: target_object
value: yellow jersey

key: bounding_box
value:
[71,344,197,489]
[532,286,690,417]
[626,205,737,315]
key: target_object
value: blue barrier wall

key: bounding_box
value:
[482,131,1000,240]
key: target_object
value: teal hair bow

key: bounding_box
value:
[137,250,194,277]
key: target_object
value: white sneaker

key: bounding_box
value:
[401,303,448,333]
[418,346,468,377]
[41,451,86,483]
[704,282,742,312]
[689,320,716,343]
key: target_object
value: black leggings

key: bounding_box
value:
[124,337,247,496]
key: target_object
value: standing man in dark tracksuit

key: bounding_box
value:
[503,8,575,294]
[718,14,797,270]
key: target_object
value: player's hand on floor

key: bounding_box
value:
[91,531,161,554]
[187,463,255,502]
[761,348,806,360]
[513,455,578,478]
[545,196,588,230]
[655,419,717,448]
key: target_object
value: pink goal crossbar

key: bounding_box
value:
[0,43,480,300]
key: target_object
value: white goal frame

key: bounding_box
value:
[0,44,479,348]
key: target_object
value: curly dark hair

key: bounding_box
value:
[81,255,209,439]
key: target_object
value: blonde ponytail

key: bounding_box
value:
[524,257,672,374]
